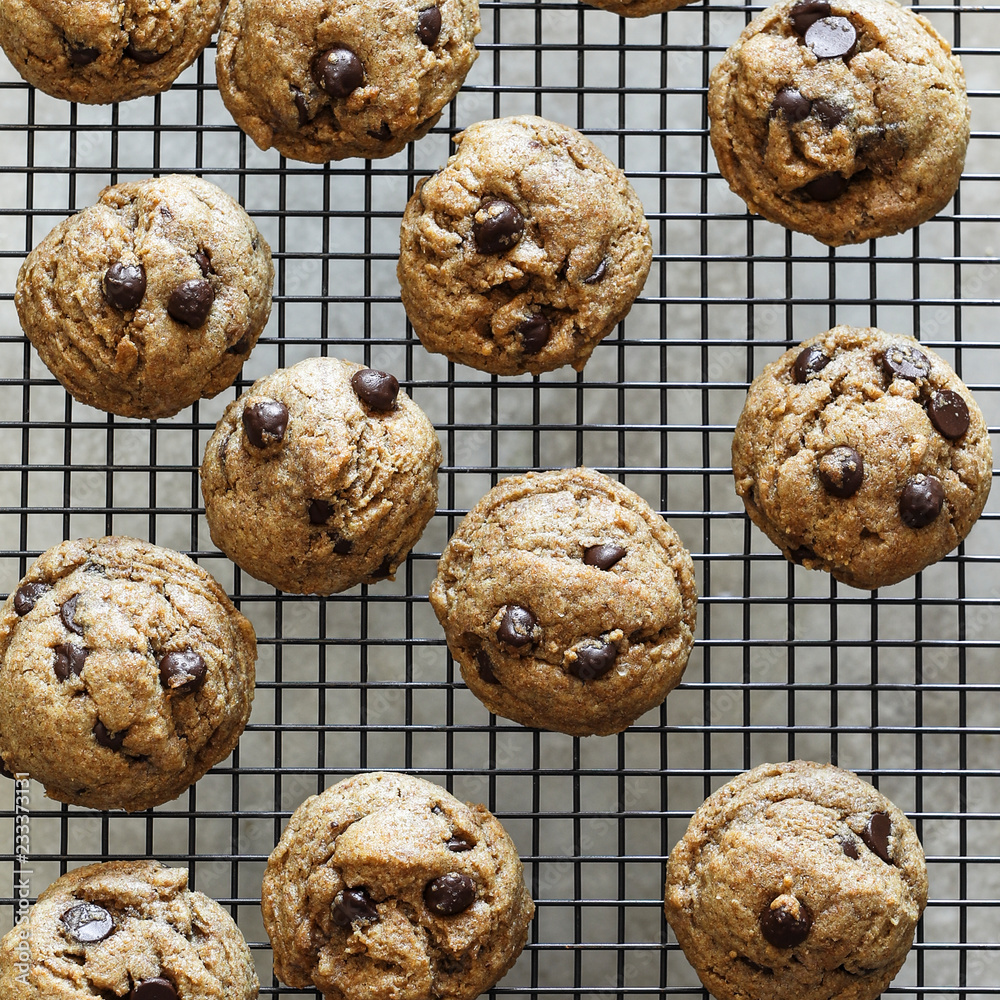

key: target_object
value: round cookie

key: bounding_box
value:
[580,0,696,15]
[262,771,535,1000]
[16,175,273,420]
[429,468,697,736]
[0,860,259,999]
[732,325,992,589]
[707,0,969,246]
[216,0,480,163]
[200,357,442,595]
[0,536,257,812]
[0,0,221,105]
[664,760,928,1000]
[397,116,652,376]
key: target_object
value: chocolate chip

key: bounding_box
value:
[167,278,214,327]
[900,474,944,529]
[129,979,177,1000]
[583,544,626,570]
[159,649,206,692]
[882,343,930,383]
[818,445,863,498]
[225,333,253,355]
[475,648,500,684]
[760,896,812,948]
[0,756,13,780]
[793,346,830,383]
[473,199,525,255]
[69,45,100,67]
[160,206,173,220]
[424,872,476,915]
[446,834,475,852]
[293,87,310,125]
[194,250,212,276]
[570,641,618,681]
[805,15,856,58]
[62,902,114,943]
[315,47,364,98]
[13,581,49,616]
[332,887,378,927]
[789,1,830,34]
[770,88,812,122]
[518,314,551,354]
[334,538,354,555]
[310,499,333,524]
[124,42,165,63]
[583,258,608,284]
[367,122,393,142]
[496,605,535,647]
[789,545,816,565]
[60,595,84,635]
[53,643,89,681]
[103,262,147,312]
[373,555,394,579]
[862,811,893,863]
[841,837,860,859]
[927,389,970,439]
[351,369,399,411]
[812,99,847,128]
[417,6,443,45]
[242,400,289,448]
[93,721,125,750]
[802,173,848,201]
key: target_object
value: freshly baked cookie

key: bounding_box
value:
[665,760,927,1000]
[0,860,259,999]
[429,468,697,736]
[398,116,652,375]
[0,536,257,812]
[201,357,442,595]
[216,0,480,162]
[0,0,221,105]
[16,175,273,420]
[707,0,969,245]
[580,0,696,15]
[262,771,534,1000]
[732,326,992,589]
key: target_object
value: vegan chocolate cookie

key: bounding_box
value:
[665,760,928,1000]
[0,860,259,999]
[0,536,257,812]
[708,0,969,245]
[262,771,534,1000]
[0,0,221,105]
[216,0,480,162]
[581,0,696,15]
[200,357,442,595]
[398,116,652,375]
[16,175,273,420]
[429,468,698,736]
[732,326,992,589]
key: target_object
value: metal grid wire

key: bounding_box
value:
[1,1,1000,995]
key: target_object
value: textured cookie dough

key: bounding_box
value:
[732,326,992,589]
[201,357,442,595]
[0,536,257,812]
[0,861,259,999]
[664,760,928,1000]
[708,0,969,245]
[16,175,273,420]
[398,116,652,376]
[216,0,480,162]
[429,468,698,736]
[0,0,221,105]
[262,771,534,1000]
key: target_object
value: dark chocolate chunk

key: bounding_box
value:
[315,47,364,98]
[13,581,49,616]
[129,979,177,1000]
[446,834,475,852]
[167,278,214,327]
[789,545,816,565]
[569,641,618,681]
[424,872,476,915]
[0,755,13,780]
[805,16,857,59]
[124,42,166,63]
[62,902,114,943]
[518,314,551,355]
[770,88,812,122]
[367,122,393,142]
[242,400,289,448]
[334,538,354,555]
[332,887,378,927]
[225,333,253,355]
[53,643,89,681]
[293,87,311,125]
[862,811,893,863]
[789,1,830,34]
[69,45,100,67]
[841,837,860,859]
[194,250,212,276]
[802,173,848,201]
[812,99,847,128]
[93,721,125,751]
[899,474,944,528]
[792,346,830,383]
[475,648,500,685]
[309,499,333,524]
[583,544,626,570]
[103,262,147,312]
[417,6,443,45]
[882,343,930,383]
[760,896,812,948]
[351,369,399,411]
[372,555,394,579]
[496,605,536,647]
[159,649,206,692]
[473,199,525,255]
[583,258,608,284]
[60,595,84,635]
[818,446,864,498]
[927,389,970,440]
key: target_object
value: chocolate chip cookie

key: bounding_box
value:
[397,116,653,375]
[732,326,992,589]
[708,0,969,245]
[216,0,480,162]
[200,357,442,595]
[0,860,259,999]
[262,771,534,1000]
[581,0,695,15]
[0,536,257,812]
[16,175,273,420]
[665,760,927,1000]
[0,0,221,105]
[429,468,697,736]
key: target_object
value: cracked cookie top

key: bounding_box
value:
[732,325,992,589]
[397,116,652,376]
[0,536,257,812]
[262,771,534,1000]
[707,0,969,245]
[0,861,259,999]
[665,760,927,1000]
[15,175,273,420]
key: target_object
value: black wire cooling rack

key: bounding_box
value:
[2,1,1000,996]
